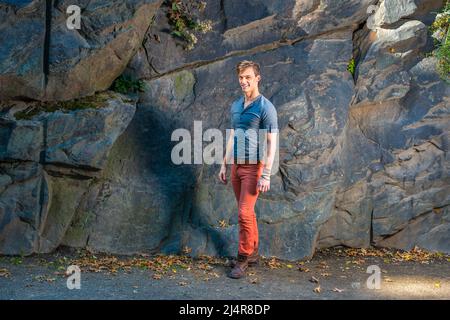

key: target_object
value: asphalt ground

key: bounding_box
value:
[1,246,449,300]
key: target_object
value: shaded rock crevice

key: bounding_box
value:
[43,0,52,86]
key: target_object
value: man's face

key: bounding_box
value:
[238,67,260,93]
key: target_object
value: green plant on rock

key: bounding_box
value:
[429,0,450,82]
[347,57,356,77]
[165,0,212,51]
[10,256,23,265]
[111,75,146,94]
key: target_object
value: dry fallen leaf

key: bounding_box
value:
[197,262,213,271]
[218,220,228,228]
[333,288,344,293]
[313,286,321,294]
[266,257,283,269]
[182,246,192,254]
[352,259,365,265]
[309,276,319,284]
[298,267,310,273]
[34,275,56,283]
[333,246,450,264]
[0,268,11,278]
[249,277,259,284]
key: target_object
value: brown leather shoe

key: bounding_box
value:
[228,254,249,279]
[230,247,259,268]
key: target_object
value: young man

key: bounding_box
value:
[219,60,278,279]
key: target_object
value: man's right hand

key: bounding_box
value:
[219,165,227,184]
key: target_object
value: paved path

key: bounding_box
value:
[1,247,449,300]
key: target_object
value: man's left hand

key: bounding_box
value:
[257,178,270,192]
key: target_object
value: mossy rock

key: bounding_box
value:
[13,92,118,121]
[174,70,195,100]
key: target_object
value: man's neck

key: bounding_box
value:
[244,90,260,103]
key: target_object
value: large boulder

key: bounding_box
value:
[0,0,46,101]
[36,95,137,170]
[317,1,450,254]
[0,0,163,101]
[45,0,163,101]
[0,161,46,255]
[0,92,136,254]
[0,118,43,162]
[371,0,418,27]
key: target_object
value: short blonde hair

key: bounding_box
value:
[236,60,260,76]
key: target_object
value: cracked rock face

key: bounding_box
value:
[128,0,376,79]
[0,0,46,101]
[317,0,450,254]
[0,0,163,101]
[0,0,449,258]
[63,0,447,259]
[0,93,136,255]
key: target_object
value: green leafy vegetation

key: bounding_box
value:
[347,57,356,77]
[111,75,146,95]
[10,256,23,265]
[429,0,450,82]
[165,0,212,50]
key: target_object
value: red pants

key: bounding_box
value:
[231,161,264,256]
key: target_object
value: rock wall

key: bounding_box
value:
[0,0,449,259]
[0,92,136,255]
[0,0,162,101]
